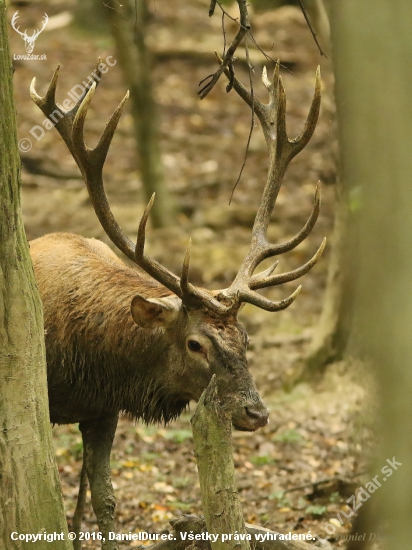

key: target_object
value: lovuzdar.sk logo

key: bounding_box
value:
[11,11,48,60]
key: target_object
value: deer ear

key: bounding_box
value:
[131,295,179,329]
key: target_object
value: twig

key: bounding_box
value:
[221,10,226,57]
[200,0,293,99]
[246,31,292,75]
[298,0,328,58]
[198,0,250,99]
[229,40,255,204]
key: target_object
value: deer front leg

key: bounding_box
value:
[79,414,119,550]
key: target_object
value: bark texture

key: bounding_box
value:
[191,378,250,550]
[0,3,70,548]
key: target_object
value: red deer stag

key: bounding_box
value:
[29,62,324,549]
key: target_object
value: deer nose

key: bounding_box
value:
[245,407,269,427]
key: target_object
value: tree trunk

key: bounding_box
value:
[329,1,412,548]
[0,3,71,548]
[304,179,357,378]
[106,0,174,228]
[302,0,353,379]
[191,378,250,550]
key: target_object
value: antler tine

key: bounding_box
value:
[68,82,137,263]
[238,285,302,313]
[93,91,129,166]
[289,66,322,157]
[251,260,279,282]
[134,195,184,296]
[71,82,96,162]
[246,181,321,267]
[261,66,272,91]
[180,238,192,295]
[250,238,326,290]
[30,64,60,109]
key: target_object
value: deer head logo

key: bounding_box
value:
[11,11,48,54]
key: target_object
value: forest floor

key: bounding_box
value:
[11,0,377,547]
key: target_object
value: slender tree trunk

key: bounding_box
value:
[107,0,174,228]
[304,180,357,378]
[0,3,71,548]
[330,1,412,548]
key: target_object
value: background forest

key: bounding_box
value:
[3,0,384,548]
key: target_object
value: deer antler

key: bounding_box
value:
[30,61,324,317]
[215,59,325,312]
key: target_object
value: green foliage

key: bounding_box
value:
[268,490,292,508]
[305,504,327,516]
[349,186,363,213]
[297,497,307,509]
[70,441,84,461]
[141,452,161,463]
[273,428,303,444]
[139,426,159,436]
[167,501,193,511]
[172,477,191,489]
[250,454,275,466]
[329,491,341,503]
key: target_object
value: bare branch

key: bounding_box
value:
[199,0,250,99]
[298,0,328,58]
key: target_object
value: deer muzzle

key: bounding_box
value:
[232,401,269,432]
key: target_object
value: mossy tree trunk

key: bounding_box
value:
[330,1,412,547]
[191,378,250,550]
[0,3,71,548]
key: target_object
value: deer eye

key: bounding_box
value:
[187,339,202,352]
